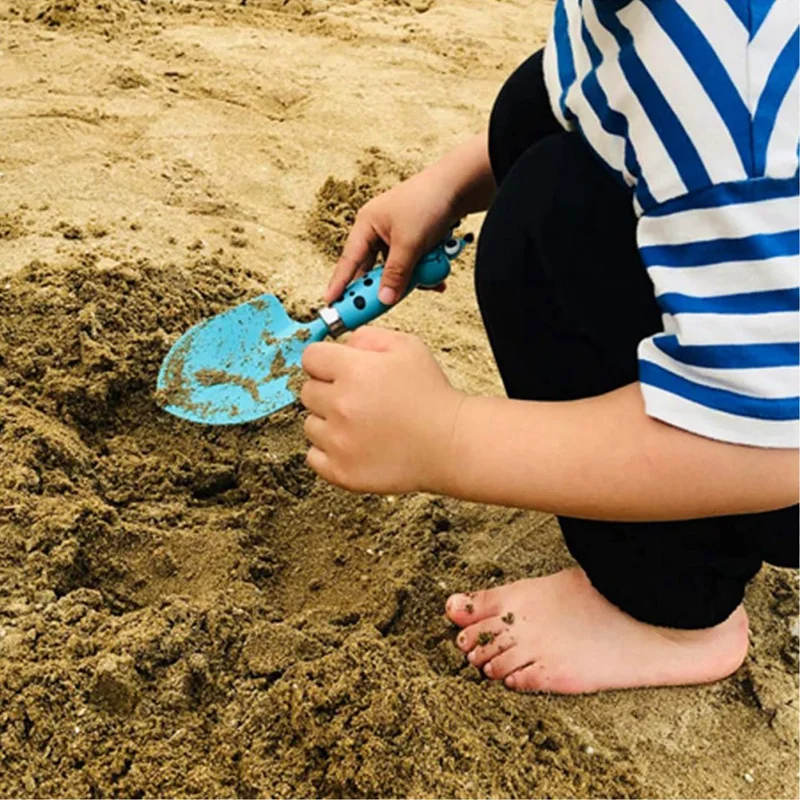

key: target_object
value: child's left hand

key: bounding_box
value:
[300,327,463,494]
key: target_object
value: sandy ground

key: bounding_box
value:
[0,1,797,797]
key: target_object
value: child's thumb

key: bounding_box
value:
[378,239,420,306]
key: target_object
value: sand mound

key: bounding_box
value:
[0,254,642,797]
[307,149,414,259]
[16,0,141,27]
[6,0,432,29]
[244,0,434,14]
[0,213,26,242]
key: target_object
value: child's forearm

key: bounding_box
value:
[432,384,798,521]
[424,132,496,219]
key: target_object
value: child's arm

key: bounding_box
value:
[432,131,497,219]
[300,328,799,522]
[440,384,798,521]
[325,132,494,306]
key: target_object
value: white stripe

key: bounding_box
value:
[641,337,799,399]
[571,96,634,184]
[638,195,800,246]
[617,2,747,184]
[765,72,800,179]
[660,313,677,336]
[748,0,798,112]
[543,24,572,131]
[662,310,799,346]
[640,384,798,447]
[564,0,633,185]
[646,255,799,296]
[673,0,748,101]
[562,0,585,117]
[582,0,687,203]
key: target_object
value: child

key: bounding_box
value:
[299,0,799,693]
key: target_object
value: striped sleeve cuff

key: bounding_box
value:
[636,177,799,449]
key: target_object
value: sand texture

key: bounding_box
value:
[0,1,797,797]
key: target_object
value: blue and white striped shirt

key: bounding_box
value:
[544,0,799,447]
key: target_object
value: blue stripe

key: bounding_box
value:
[553,0,577,122]
[750,0,775,39]
[640,0,751,174]
[640,360,800,420]
[657,287,800,315]
[646,174,799,217]
[593,3,711,192]
[653,336,800,369]
[579,10,658,208]
[753,27,799,176]
[579,71,658,207]
[633,173,657,212]
[726,0,750,29]
[641,229,800,267]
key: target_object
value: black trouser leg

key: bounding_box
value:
[475,51,799,629]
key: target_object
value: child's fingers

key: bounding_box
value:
[301,342,353,382]
[299,378,334,417]
[303,413,328,448]
[326,219,381,303]
[306,445,334,482]
[347,326,406,353]
[379,237,423,305]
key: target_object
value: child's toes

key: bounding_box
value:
[467,628,516,668]
[505,662,555,692]
[454,622,484,652]
[445,594,475,625]
[483,645,537,681]
[455,617,503,653]
[445,587,504,625]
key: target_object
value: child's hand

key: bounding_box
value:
[300,327,463,494]
[324,171,457,307]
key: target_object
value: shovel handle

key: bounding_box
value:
[323,233,473,336]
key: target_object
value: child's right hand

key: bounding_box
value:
[324,170,458,307]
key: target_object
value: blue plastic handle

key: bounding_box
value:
[330,235,470,332]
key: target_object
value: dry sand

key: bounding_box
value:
[0,1,797,797]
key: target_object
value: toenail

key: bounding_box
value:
[457,633,467,648]
[484,662,494,677]
[505,675,516,688]
[448,594,465,611]
[467,651,477,663]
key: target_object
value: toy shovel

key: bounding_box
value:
[156,232,472,425]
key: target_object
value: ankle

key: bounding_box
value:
[656,605,749,646]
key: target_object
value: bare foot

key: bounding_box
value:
[445,567,749,694]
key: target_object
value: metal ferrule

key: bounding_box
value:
[318,305,347,339]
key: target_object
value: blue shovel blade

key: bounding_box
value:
[156,294,328,424]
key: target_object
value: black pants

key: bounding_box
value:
[476,51,799,630]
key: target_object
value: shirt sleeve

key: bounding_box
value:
[635,176,799,448]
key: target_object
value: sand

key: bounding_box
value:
[0,1,797,797]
